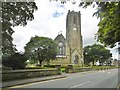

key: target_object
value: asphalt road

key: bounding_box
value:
[9,69,119,89]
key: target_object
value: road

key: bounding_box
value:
[9,69,119,89]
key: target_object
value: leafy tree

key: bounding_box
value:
[79,1,120,48]
[84,46,93,65]
[2,53,27,70]
[84,44,112,66]
[24,36,57,66]
[1,2,38,59]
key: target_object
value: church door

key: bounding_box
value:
[73,55,79,64]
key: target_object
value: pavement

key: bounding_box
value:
[1,70,95,88]
[2,74,66,88]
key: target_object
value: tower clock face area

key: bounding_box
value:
[73,27,76,31]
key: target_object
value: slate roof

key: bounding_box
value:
[54,34,66,43]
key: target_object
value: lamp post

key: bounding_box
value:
[84,52,88,65]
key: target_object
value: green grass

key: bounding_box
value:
[61,67,66,72]
[25,66,54,69]
[91,65,117,70]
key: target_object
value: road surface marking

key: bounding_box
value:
[8,77,67,88]
[70,81,91,88]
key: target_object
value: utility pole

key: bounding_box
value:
[118,42,120,61]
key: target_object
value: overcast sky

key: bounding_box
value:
[12,0,118,59]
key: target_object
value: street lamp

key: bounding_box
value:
[84,52,88,65]
[85,52,88,55]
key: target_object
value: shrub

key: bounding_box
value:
[2,53,27,70]
[25,66,51,69]
[43,64,56,68]
[61,64,68,68]
[2,66,13,70]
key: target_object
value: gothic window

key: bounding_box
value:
[58,42,63,47]
[58,42,64,55]
[59,47,62,55]
[73,15,77,25]
[59,47,64,55]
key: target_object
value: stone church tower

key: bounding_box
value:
[52,10,83,65]
[66,10,83,65]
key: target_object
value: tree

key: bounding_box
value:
[84,44,112,66]
[2,53,27,70]
[1,2,38,59]
[24,36,57,66]
[84,46,93,65]
[79,1,120,48]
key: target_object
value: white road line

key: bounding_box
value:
[70,81,91,88]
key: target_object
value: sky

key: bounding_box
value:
[12,0,118,59]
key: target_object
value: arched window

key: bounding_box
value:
[73,16,77,24]
[58,42,64,55]
[59,47,63,55]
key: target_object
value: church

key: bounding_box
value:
[51,10,84,66]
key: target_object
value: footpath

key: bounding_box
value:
[2,74,66,88]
